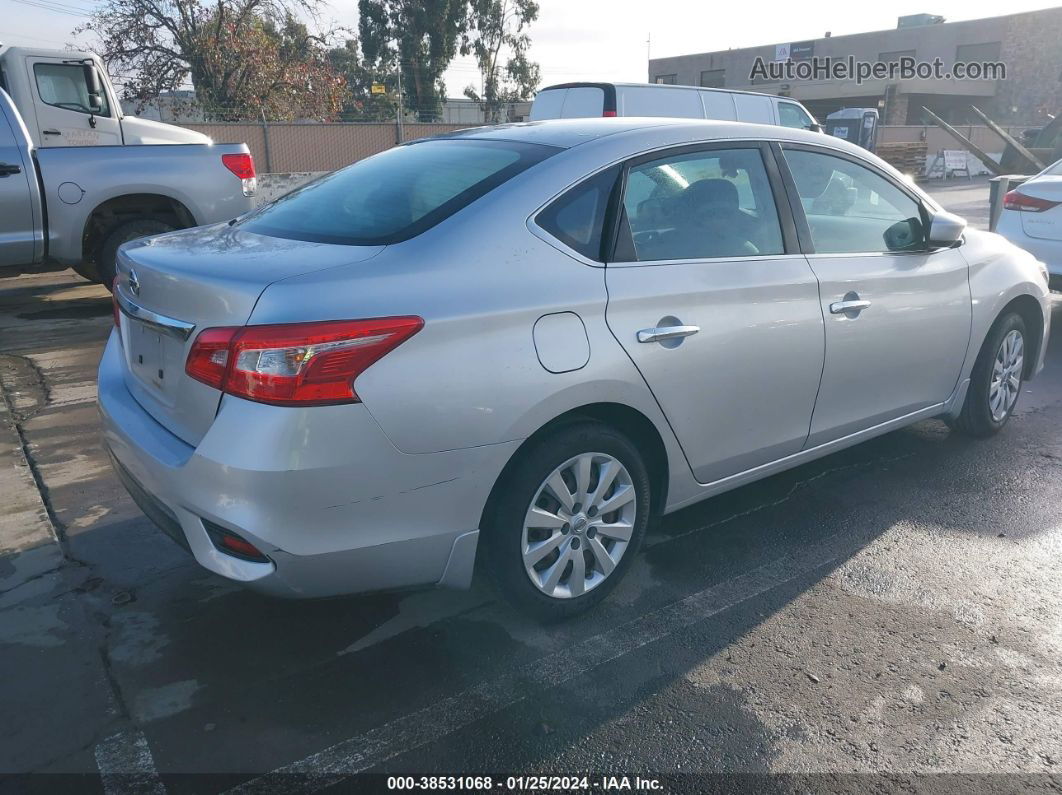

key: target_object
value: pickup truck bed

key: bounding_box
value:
[0,87,255,285]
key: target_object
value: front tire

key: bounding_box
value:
[482,422,651,620]
[952,312,1027,438]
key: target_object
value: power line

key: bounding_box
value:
[12,0,92,16]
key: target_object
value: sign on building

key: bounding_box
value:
[774,41,815,62]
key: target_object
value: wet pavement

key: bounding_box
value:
[2,182,1062,792]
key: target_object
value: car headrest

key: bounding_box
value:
[684,178,739,211]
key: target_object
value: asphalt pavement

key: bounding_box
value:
[2,181,1062,793]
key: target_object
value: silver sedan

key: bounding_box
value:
[99,118,1051,618]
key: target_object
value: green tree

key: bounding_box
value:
[328,38,395,121]
[357,0,468,122]
[77,0,347,121]
[462,0,539,123]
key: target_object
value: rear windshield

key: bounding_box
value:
[239,138,559,245]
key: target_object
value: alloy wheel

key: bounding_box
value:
[989,328,1024,422]
[521,452,637,599]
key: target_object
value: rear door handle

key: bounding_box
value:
[0,163,20,177]
[637,325,700,343]
[829,299,871,315]
[42,129,62,136]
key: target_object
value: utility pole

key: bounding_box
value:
[396,65,404,143]
[646,33,651,80]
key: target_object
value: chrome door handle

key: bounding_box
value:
[636,325,700,343]
[830,299,871,315]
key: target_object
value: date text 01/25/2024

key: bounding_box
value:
[386,776,664,791]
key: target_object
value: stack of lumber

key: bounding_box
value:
[876,142,928,175]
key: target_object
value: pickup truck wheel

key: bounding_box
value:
[97,218,176,289]
[70,260,101,283]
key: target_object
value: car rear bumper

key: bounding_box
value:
[97,331,516,598]
[997,212,1062,278]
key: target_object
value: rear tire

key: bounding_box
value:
[482,421,651,620]
[70,260,101,283]
[951,312,1027,438]
[96,218,176,289]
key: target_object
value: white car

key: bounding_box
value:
[997,159,1062,289]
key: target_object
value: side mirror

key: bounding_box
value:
[928,210,966,247]
[808,122,824,133]
[83,63,102,94]
[83,64,103,112]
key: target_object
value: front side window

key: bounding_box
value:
[33,63,110,116]
[536,167,618,260]
[778,102,815,130]
[619,147,784,261]
[240,139,558,245]
[783,148,926,254]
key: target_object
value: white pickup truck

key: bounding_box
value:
[0,47,256,286]
[0,44,209,147]
[0,80,254,284]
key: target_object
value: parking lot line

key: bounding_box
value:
[95,729,166,795]
[225,535,846,794]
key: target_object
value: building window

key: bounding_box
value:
[654,74,677,85]
[955,42,1001,62]
[878,49,916,63]
[699,69,725,88]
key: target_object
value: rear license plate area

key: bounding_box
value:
[128,320,166,389]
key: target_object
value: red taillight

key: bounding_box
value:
[185,317,423,406]
[222,153,256,179]
[185,327,238,389]
[219,533,266,560]
[1003,189,1061,213]
[202,521,270,562]
[602,109,617,117]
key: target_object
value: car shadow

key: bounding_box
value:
[53,406,1062,781]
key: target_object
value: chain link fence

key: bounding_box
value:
[180,120,473,173]
[178,119,1045,177]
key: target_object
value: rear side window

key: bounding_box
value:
[536,167,619,260]
[619,147,784,261]
[240,139,558,245]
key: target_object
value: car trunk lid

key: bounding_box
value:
[1018,176,1062,241]
[113,223,384,446]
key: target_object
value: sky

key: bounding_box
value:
[3,0,1061,98]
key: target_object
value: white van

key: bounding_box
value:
[528,82,821,132]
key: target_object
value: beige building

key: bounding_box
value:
[647,8,1062,125]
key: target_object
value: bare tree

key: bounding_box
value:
[77,0,347,121]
